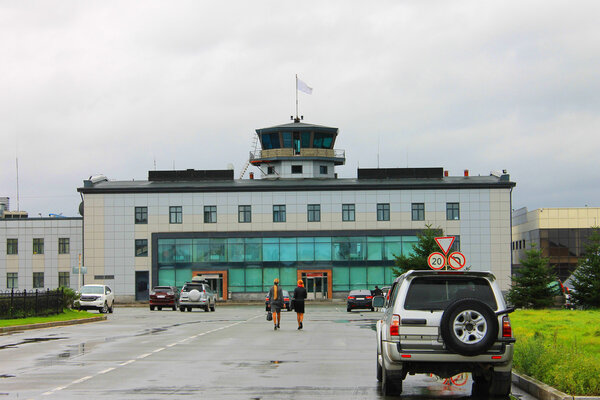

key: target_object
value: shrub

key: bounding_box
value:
[60,286,80,309]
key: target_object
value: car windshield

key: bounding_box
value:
[80,286,104,295]
[404,277,497,311]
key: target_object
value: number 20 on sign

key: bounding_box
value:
[427,252,446,270]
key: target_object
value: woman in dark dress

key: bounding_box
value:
[293,279,307,330]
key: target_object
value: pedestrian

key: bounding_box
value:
[293,279,307,330]
[373,285,383,296]
[268,278,284,330]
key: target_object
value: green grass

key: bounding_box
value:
[511,309,600,396]
[0,309,99,327]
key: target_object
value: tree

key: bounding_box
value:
[507,244,555,309]
[570,227,600,309]
[392,225,442,276]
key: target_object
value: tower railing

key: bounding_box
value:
[249,148,345,160]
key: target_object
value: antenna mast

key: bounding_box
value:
[16,157,20,211]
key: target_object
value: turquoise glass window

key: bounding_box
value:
[332,266,350,292]
[301,132,311,148]
[385,236,402,260]
[158,240,175,263]
[158,266,175,287]
[350,267,367,290]
[245,238,261,261]
[298,237,314,261]
[367,237,384,260]
[228,238,244,262]
[282,132,292,148]
[315,237,332,260]
[367,266,385,286]
[280,237,297,261]
[175,239,192,263]
[245,268,263,292]
[402,236,419,256]
[229,268,245,292]
[263,238,279,261]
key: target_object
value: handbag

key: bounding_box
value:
[266,311,272,321]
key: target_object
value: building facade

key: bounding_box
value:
[0,202,83,291]
[78,120,515,302]
[512,207,600,281]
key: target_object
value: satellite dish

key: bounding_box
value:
[79,202,84,216]
[227,163,234,170]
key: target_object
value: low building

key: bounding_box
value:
[511,207,600,281]
[77,120,516,302]
[0,198,83,291]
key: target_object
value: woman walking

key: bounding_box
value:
[269,278,284,330]
[293,279,307,330]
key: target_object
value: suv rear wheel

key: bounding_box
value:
[440,298,498,356]
[381,361,402,396]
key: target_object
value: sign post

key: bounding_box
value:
[428,237,467,271]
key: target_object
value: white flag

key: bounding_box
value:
[297,78,313,95]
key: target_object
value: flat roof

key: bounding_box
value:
[78,175,515,194]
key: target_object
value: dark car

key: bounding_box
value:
[347,289,374,312]
[265,290,293,311]
[149,286,179,311]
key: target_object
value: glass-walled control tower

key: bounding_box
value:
[250,120,346,179]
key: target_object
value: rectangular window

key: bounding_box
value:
[204,206,217,223]
[33,238,44,255]
[450,236,461,252]
[446,202,460,220]
[412,203,425,221]
[291,165,303,174]
[135,206,148,224]
[342,204,355,221]
[59,272,70,288]
[273,205,286,222]
[319,165,328,174]
[169,206,183,224]
[135,239,148,257]
[6,239,18,255]
[267,166,275,175]
[377,203,390,221]
[307,204,321,222]
[58,238,70,254]
[238,205,251,223]
[33,272,44,289]
[7,272,18,289]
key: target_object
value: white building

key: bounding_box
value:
[77,120,515,302]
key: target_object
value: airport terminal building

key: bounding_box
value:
[77,120,516,301]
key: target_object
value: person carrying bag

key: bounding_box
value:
[293,279,308,330]
[268,278,284,330]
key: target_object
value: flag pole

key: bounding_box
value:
[295,74,299,120]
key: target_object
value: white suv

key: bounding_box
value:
[76,284,115,313]
[375,270,515,398]
[179,278,217,312]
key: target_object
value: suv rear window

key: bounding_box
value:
[404,277,497,311]
[183,284,204,292]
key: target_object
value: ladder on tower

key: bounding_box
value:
[238,133,259,179]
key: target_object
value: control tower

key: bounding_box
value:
[249,118,346,179]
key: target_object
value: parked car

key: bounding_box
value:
[76,284,115,313]
[149,286,179,311]
[179,278,217,312]
[375,270,515,397]
[265,290,293,311]
[346,289,374,312]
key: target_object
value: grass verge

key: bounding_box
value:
[0,309,99,327]
[511,309,600,396]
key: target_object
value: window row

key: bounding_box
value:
[6,272,70,289]
[5,238,70,255]
[512,239,526,250]
[157,236,420,264]
[134,202,461,225]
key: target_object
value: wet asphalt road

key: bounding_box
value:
[0,305,536,399]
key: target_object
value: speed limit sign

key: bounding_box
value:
[428,252,446,270]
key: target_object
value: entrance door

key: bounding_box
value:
[192,271,228,300]
[135,271,149,301]
[302,272,329,300]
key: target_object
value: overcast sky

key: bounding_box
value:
[1,1,599,217]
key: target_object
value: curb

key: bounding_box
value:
[512,371,600,400]
[0,315,107,333]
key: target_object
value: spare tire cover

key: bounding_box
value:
[440,298,498,356]
[188,289,201,302]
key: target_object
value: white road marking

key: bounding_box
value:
[137,353,151,359]
[98,367,115,374]
[120,359,136,366]
[152,347,165,353]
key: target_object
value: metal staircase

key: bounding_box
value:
[238,133,259,179]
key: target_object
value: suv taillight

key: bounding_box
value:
[502,315,512,337]
[390,314,400,336]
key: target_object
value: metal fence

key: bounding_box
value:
[0,288,64,319]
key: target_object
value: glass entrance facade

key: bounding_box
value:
[154,234,418,295]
